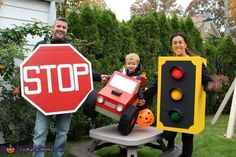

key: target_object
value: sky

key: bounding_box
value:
[105,0,192,21]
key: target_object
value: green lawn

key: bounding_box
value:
[5,115,236,157]
[92,115,236,157]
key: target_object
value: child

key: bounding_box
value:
[120,53,147,107]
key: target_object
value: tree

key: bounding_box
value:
[131,0,157,17]
[153,12,172,56]
[169,14,181,33]
[185,0,225,34]
[129,14,161,83]
[130,0,183,17]
[217,36,236,78]
[159,0,177,12]
[184,16,203,54]
[68,5,100,58]
[0,22,49,82]
[203,35,236,114]
[159,0,184,16]
[119,23,137,59]
[57,0,106,17]
[96,9,123,73]
[0,22,50,144]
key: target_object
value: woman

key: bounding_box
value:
[145,32,225,157]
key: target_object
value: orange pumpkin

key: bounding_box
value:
[5,146,15,154]
[136,108,155,128]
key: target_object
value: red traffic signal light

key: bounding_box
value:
[171,66,184,80]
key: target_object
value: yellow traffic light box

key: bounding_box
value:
[157,56,207,134]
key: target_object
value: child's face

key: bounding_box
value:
[126,59,139,73]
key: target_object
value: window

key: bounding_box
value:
[110,74,138,94]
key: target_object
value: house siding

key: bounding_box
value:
[191,16,221,40]
[0,0,51,28]
[0,0,57,50]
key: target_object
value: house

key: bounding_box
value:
[192,15,221,40]
[0,0,64,144]
[0,0,64,49]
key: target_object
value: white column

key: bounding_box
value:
[211,77,236,125]
[226,78,236,138]
[48,0,56,25]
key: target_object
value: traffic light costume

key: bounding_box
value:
[144,32,226,157]
[157,57,210,134]
[144,60,213,157]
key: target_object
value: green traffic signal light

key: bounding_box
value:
[169,109,183,122]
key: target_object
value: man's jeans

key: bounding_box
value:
[32,111,72,157]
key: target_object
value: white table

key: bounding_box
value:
[88,124,165,157]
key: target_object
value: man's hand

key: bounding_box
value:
[101,74,109,83]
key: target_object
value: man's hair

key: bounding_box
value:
[56,17,68,23]
[125,53,140,64]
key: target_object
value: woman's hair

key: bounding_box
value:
[170,32,196,56]
[125,53,140,64]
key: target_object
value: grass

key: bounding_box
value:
[3,115,236,157]
[193,115,236,157]
[93,115,236,157]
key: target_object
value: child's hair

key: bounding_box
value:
[125,53,140,64]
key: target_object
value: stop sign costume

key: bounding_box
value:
[20,44,93,115]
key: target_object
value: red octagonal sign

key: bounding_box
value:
[20,44,93,115]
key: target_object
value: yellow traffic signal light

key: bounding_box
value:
[157,56,206,134]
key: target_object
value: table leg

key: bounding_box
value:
[88,139,101,152]
[127,146,137,157]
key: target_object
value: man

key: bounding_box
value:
[32,17,71,157]
[32,17,105,157]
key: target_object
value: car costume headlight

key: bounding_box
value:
[97,96,104,103]
[116,104,123,112]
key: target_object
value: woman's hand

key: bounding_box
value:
[137,99,146,106]
[207,74,229,92]
[207,81,222,92]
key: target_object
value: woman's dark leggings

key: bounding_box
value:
[163,131,194,157]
